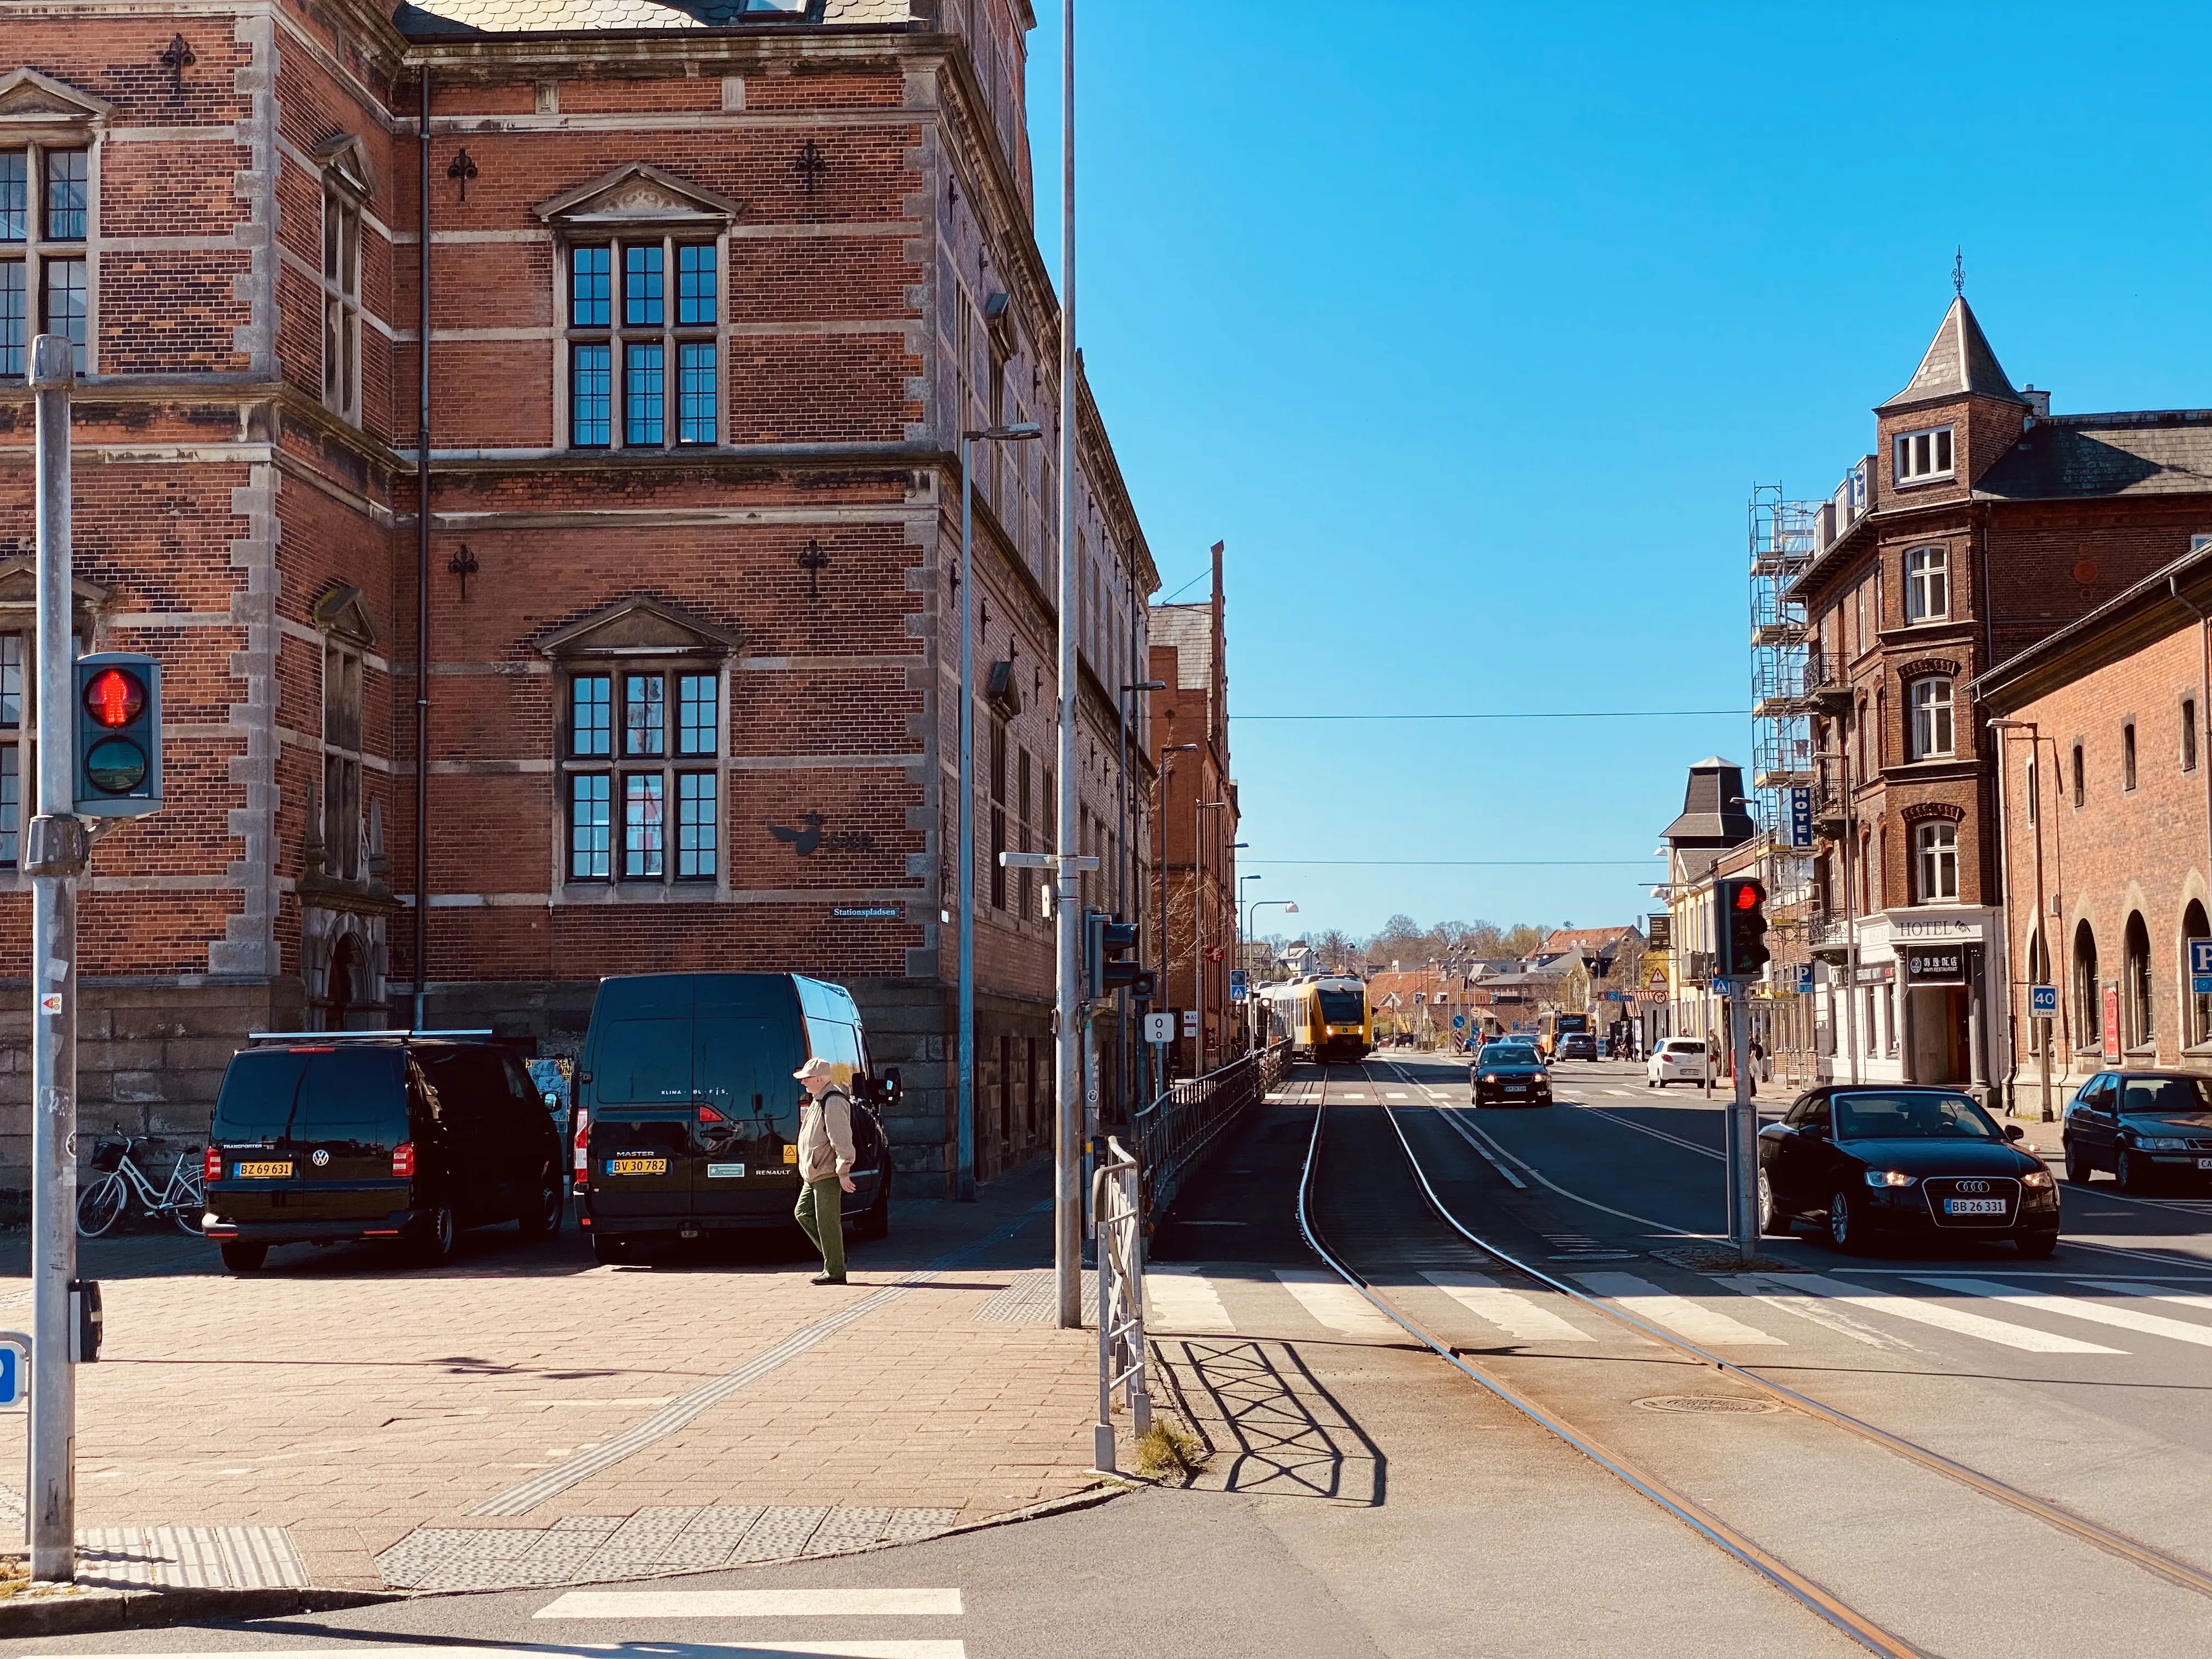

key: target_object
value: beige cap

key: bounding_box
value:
[793,1056,835,1084]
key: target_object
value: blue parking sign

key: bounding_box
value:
[2030,984,2057,1018]
[2192,939,2212,995]
[0,1336,25,1409]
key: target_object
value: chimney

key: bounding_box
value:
[2022,383,2051,420]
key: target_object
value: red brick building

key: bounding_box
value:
[1976,546,2212,1112]
[1793,295,2212,1102]
[0,0,1164,1197]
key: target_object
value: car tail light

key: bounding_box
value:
[573,1109,591,1176]
[204,1145,222,1182]
[392,1142,415,1179]
[697,1105,725,1124]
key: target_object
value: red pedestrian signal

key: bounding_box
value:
[83,667,145,729]
[74,653,163,816]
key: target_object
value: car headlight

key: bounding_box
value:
[1479,1073,1497,1084]
[1534,1071,1550,1084]
[1864,1169,1917,1188]
[2021,1169,2055,1189]
[2135,1135,2190,1151]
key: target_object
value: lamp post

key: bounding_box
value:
[1248,898,1299,986]
[958,421,1042,1203]
[1989,718,2052,1120]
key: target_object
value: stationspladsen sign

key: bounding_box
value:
[1904,946,1967,986]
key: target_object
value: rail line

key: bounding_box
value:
[1362,1056,2212,1606]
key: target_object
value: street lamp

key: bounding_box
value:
[1247,897,1299,970]
[958,421,1042,1203]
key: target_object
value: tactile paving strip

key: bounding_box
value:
[74,1526,308,1589]
[972,1268,1098,1323]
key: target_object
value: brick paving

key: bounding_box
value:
[0,1173,1111,1590]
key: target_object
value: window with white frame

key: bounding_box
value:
[1893,425,1954,484]
[1909,676,1954,759]
[320,182,363,423]
[323,641,365,879]
[565,238,718,450]
[1905,545,1949,621]
[0,144,90,376]
[563,665,719,883]
[1914,820,1959,902]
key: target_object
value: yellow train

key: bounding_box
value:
[1257,975,1373,1063]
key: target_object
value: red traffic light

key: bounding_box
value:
[1732,881,1766,912]
[83,667,146,729]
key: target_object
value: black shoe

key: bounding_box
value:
[811,1273,846,1285]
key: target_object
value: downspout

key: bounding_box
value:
[413,67,432,1029]
[2170,566,2212,1057]
[1973,499,2000,1102]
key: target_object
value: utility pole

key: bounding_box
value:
[1053,0,1081,1330]
[1728,977,1757,1261]
[27,333,82,1581]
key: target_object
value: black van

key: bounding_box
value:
[202,1032,566,1273]
[577,973,894,1264]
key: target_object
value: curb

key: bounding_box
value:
[0,1583,397,1638]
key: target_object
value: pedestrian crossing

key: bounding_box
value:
[1142,1260,2212,1362]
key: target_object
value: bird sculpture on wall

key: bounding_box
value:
[770,813,826,857]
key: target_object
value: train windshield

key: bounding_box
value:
[1317,989,1364,1022]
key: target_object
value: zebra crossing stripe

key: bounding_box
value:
[1421,1269,1599,1342]
[537,1588,962,1618]
[1145,1266,1236,1333]
[1754,1273,2120,1353]
[2077,1278,2212,1314]
[1273,1268,1405,1340]
[1572,1271,1786,1345]
[1911,1278,2212,1349]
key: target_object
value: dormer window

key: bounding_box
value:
[1893,425,1954,484]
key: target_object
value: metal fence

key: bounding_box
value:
[1127,1040,1290,1226]
[1090,1135,1149,1474]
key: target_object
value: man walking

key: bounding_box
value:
[793,1057,856,1285]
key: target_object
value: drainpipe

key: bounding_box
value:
[413,67,432,1030]
[2171,567,2212,1060]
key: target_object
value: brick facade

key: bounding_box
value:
[0,0,1164,1200]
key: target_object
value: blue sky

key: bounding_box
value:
[1026,2,2212,944]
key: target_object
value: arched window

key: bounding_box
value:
[2124,912,2153,1049]
[2186,900,2212,1047]
[1914,820,1958,902]
[2074,921,2101,1049]
[2072,741,2086,807]
[1910,678,1954,759]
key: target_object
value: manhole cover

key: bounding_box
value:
[1632,1395,1779,1415]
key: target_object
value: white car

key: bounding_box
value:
[1647,1038,1709,1088]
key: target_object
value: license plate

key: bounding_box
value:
[2198,1158,2212,1171]
[605,1156,668,1176]
[233,1160,291,1179]
[705,1163,747,1180]
[1945,1198,2005,1215]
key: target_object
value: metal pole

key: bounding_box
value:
[413,69,432,1030]
[957,436,977,1201]
[1053,0,1081,1329]
[1728,978,1757,1262]
[28,332,81,1581]
[2030,736,2052,1122]
[1842,752,1860,1083]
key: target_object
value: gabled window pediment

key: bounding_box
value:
[534,163,743,235]
[314,134,375,203]
[539,595,739,660]
[312,583,379,648]
[0,558,111,619]
[0,69,111,138]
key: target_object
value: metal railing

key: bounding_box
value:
[1128,1040,1290,1225]
[1090,1135,1149,1474]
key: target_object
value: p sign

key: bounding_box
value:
[2191,938,2212,996]
[0,1333,26,1409]
[2030,984,2058,1018]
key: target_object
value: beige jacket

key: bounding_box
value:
[797,1087,855,1182]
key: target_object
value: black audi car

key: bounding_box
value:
[1756,1086,2059,1257]
[1471,1042,1551,1107]
[2061,1070,2212,1192]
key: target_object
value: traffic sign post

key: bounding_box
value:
[2029,983,2057,1126]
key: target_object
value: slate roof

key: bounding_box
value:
[394,0,912,35]
[1878,296,2025,412]
[1660,758,1754,848]
[1973,413,2212,501]
[1149,603,1214,691]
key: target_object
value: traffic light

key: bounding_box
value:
[1082,911,1142,1000]
[74,653,162,817]
[1713,877,1769,979]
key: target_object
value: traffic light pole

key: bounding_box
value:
[27,334,81,1581]
[1727,978,1757,1263]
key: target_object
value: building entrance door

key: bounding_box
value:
[1910,986,1968,1083]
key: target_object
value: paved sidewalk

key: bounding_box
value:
[0,1167,1113,1593]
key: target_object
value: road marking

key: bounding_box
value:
[1421,1269,1599,1341]
[1274,1268,1407,1340]
[1606,1088,1636,1097]
[1422,1101,1529,1190]
[1754,1273,2122,1353]
[1911,1277,2212,1350]
[539,1589,963,1618]
[1144,1266,1236,1333]
[1435,1105,1713,1237]
[2078,1278,2212,1312]
[1572,1271,1786,1345]
[81,1648,964,1659]
[1562,1100,1723,1163]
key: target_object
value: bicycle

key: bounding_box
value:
[77,1132,206,1237]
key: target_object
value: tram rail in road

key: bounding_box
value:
[1293,1059,2212,1658]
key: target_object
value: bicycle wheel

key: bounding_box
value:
[77,1172,127,1237]
[170,1174,207,1235]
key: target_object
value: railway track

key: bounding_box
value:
[1294,1060,2212,1658]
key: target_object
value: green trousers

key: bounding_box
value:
[794,1175,847,1280]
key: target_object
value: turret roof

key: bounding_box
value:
[1878,296,2025,413]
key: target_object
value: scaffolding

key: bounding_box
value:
[1748,484,1818,836]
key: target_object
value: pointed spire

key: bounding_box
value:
[1880,295,2025,412]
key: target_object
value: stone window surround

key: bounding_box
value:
[0,67,111,380]
[315,136,374,427]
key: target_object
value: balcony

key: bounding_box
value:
[1806,910,1852,960]
[1804,652,1852,715]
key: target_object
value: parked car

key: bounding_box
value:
[1647,1037,1709,1088]
[577,973,895,1265]
[1471,1042,1551,1107]
[2061,1070,2212,1192]
[1554,1031,1598,1062]
[202,1032,565,1273]
[1756,1085,2059,1256]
